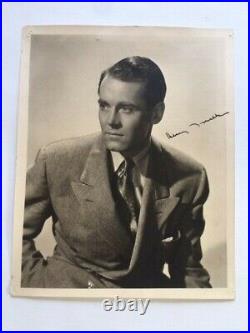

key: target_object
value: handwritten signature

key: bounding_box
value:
[166,112,230,139]
[166,130,189,139]
[189,112,230,127]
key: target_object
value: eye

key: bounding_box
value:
[119,106,135,113]
[98,101,109,112]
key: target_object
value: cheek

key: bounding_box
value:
[123,125,149,145]
[124,116,150,134]
[98,112,106,127]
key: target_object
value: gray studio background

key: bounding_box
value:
[27,31,231,287]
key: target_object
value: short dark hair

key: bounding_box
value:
[98,56,167,109]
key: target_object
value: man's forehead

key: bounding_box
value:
[99,75,147,99]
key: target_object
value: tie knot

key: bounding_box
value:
[117,159,134,179]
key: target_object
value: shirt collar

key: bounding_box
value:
[111,150,124,173]
[110,139,151,175]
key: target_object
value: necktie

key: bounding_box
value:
[116,159,139,237]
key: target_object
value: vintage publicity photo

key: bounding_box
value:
[11,26,234,299]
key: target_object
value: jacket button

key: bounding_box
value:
[88,280,94,288]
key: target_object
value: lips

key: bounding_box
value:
[105,132,123,136]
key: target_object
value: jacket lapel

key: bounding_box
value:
[129,139,180,270]
[129,176,154,269]
[153,179,180,231]
[70,135,134,257]
[148,139,181,230]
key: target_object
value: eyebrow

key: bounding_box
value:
[98,98,110,105]
[117,102,137,109]
[98,99,137,108]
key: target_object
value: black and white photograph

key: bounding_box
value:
[11,25,234,299]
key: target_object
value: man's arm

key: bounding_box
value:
[168,168,212,288]
[22,146,52,287]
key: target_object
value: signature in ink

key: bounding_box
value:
[165,130,189,139]
[166,112,230,140]
[189,112,230,127]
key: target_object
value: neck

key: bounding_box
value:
[122,138,151,161]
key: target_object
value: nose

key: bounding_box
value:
[108,108,120,127]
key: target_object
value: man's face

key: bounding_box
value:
[98,75,154,157]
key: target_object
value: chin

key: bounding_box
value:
[103,140,127,152]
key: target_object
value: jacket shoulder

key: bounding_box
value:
[35,133,101,182]
[41,133,99,159]
[156,140,209,202]
[160,142,205,175]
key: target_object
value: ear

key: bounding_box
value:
[151,102,165,124]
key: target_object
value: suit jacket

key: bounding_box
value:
[22,133,211,288]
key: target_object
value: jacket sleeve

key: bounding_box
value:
[168,168,212,288]
[21,146,52,287]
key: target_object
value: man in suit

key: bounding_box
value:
[22,56,211,288]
